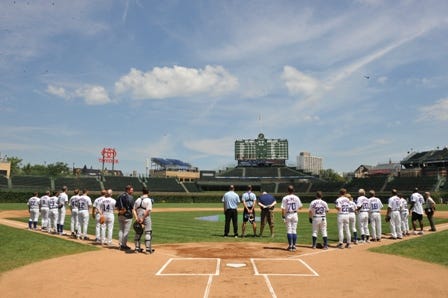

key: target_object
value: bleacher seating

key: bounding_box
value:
[343,177,387,193]
[309,181,344,193]
[245,167,279,178]
[260,183,276,194]
[217,168,244,177]
[102,176,143,191]
[279,167,305,177]
[0,175,9,189]
[54,177,101,192]
[383,176,438,192]
[11,176,51,191]
[275,182,311,194]
[183,182,200,193]
[146,177,185,192]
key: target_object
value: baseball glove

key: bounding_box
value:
[133,221,144,234]
[99,215,105,224]
[385,215,391,223]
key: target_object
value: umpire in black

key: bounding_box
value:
[116,185,134,250]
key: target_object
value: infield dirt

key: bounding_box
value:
[1,209,447,298]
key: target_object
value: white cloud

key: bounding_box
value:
[115,65,239,99]
[281,66,320,96]
[419,98,448,121]
[46,85,69,99]
[184,137,234,157]
[75,85,111,105]
[46,84,111,105]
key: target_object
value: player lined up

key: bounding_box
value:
[27,184,437,253]
[26,185,154,254]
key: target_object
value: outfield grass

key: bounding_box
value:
[370,229,448,266]
[0,224,98,273]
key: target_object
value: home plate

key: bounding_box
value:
[226,263,247,268]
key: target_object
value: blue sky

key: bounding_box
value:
[1,0,447,175]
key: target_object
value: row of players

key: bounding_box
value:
[222,185,437,251]
[332,187,437,250]
[26,185,153,253]
[27,185,437,252]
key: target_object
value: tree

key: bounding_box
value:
[319,169,346,183]
[47,162,70,177]
[6,156,22,175]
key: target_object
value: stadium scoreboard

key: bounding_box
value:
[235,133,288,165]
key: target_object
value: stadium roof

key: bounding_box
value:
[151,157,192,170]
[401,148,448,167]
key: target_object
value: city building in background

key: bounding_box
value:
[297,152,323,175]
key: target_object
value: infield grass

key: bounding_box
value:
[369,229,448,266]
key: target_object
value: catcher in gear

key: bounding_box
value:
[132,188,154,254]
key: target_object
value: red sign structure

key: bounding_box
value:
[99,148,118,171]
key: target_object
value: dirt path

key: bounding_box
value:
[1,209,447,298]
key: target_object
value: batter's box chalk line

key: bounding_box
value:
[250,258,319,277]
[156,258,221,276]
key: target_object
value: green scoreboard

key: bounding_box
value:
[234,133,288,166]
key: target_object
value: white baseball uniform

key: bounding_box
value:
[335,196,351,246]
[48,195,59,233]
[69,193,80,236]
[399,197,409,235]
[357,195,371,240]
[388,195,402,239]
[348,200,358,242]
[369,196,383,241]
[281,193,302,251]
[100,196,116,245]
[39,195,50,231]
[27,195,40,230]
[77,194,92,239]
[309,198,329,238]
[57,191,68,234]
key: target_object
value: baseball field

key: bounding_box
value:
[1,204,447,298]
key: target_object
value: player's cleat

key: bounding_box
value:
[323,245,328,250]
[146,249,155,254]
[311,245,316,249]
[291,246,296,252]
[418,231,424,235]
[234,235,238,238]
[120,245,131,251]
[345,243,351,249]
[337,243,344,249]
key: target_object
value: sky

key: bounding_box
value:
[1,0,447,175]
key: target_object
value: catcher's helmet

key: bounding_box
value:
[133,221,144,234]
